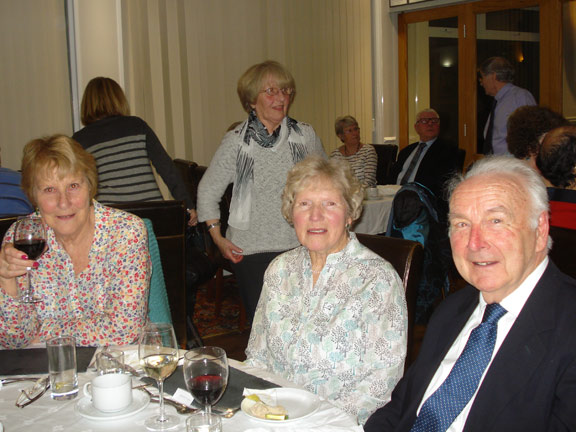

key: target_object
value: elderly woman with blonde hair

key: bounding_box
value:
[245,156,407,424]
[0,135,150,348]
[197,60,325,322]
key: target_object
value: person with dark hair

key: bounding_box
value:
[479,57,536,155]
[72,77,196,225]
[506,105,568,169]
[537,125,576,230]
[197,61,325,322]
[365,156,576,432]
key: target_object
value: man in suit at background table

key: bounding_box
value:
[388,109,459,202]
[365,156,576,431]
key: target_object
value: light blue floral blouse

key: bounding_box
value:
[245,233,407,424]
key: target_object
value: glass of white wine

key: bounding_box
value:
[139,322,179,431]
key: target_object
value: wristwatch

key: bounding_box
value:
[207,221,221,231]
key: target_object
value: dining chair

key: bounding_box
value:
[356,233,424,368]
[549,225,576,280]
[174,159,247,332]
[370,144,398,185]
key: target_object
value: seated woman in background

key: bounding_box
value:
[330,115,377,187]
[245,156,407,424]
[0,135,150,348]
[72,77,197,226]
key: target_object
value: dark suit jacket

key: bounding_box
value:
[388,138,459,201]
[364,261,576,432]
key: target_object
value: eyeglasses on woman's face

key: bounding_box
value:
[261,87,294,97]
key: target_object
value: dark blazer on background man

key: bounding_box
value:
[388,138,459,201]
[364,261,576,432]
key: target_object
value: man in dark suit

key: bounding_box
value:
[365,156,576,431]
[388,109,459,201]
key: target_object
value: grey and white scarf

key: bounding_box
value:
[229,111,309,230]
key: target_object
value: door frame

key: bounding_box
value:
[397,0,563,166]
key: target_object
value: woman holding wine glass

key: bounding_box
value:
[0,135,150,349]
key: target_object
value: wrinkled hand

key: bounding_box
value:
[187,209,198,227]
[214,237,243,263]
[0,243,36,297]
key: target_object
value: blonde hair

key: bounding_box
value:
[237,60,295,113]
[282,156,364,224]
[21,135,98,206]
[81,77,130,125]
[334,115,358,136]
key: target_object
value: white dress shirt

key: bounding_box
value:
[415,257,549,431]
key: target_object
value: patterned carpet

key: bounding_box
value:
[192,280,244,338]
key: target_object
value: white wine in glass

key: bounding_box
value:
[139,322,179,431]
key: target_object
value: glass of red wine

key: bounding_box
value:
[13,215,47,303]
[183,346,229,415]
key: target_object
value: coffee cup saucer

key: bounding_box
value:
[76,389,149,421]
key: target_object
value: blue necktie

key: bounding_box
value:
[411,303,507,432]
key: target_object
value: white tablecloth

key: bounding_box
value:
[0,356,362,432]
[352,185,400,235]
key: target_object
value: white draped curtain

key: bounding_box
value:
[120,0,373,166]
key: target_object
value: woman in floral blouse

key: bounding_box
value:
[245,156,407,424]
[0,135,150,348]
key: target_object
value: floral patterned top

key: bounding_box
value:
[0,201,150,348]
[245,233,407,424]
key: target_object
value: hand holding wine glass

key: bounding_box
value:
[12,215,47,303]
[139,322,179,431]
[183,346,229,415]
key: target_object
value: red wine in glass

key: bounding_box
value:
[14,239,47,261]
[183,347,229,415]
[188,374,227,406]
[13,215,47,303]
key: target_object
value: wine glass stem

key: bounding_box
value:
[205,403,212,415]
[157,378,167,422]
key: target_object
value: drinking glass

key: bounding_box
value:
[12,214,46,303]
[183,347,228,415]
[139,323,179,430]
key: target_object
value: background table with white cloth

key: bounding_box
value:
[0,347,362,432]
[352,185,400,235]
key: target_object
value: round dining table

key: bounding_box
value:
[0,347,362,432]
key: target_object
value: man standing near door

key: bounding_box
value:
[479,56,536,156]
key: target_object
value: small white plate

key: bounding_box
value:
[241,388,321,423]
[75,389,150,421]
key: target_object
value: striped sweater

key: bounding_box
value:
[72,116,193,208]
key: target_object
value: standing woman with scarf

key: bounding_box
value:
[197,61,325,322]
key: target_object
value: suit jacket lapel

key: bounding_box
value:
[464,263,557,430]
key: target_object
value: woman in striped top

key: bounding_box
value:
[72,77,196,226]
[330,115,378,187]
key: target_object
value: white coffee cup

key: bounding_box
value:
[367,187,379,199]
[83,373,133,412]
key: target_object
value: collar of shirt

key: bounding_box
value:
[494,82,514,102]
[416,256,549,432]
